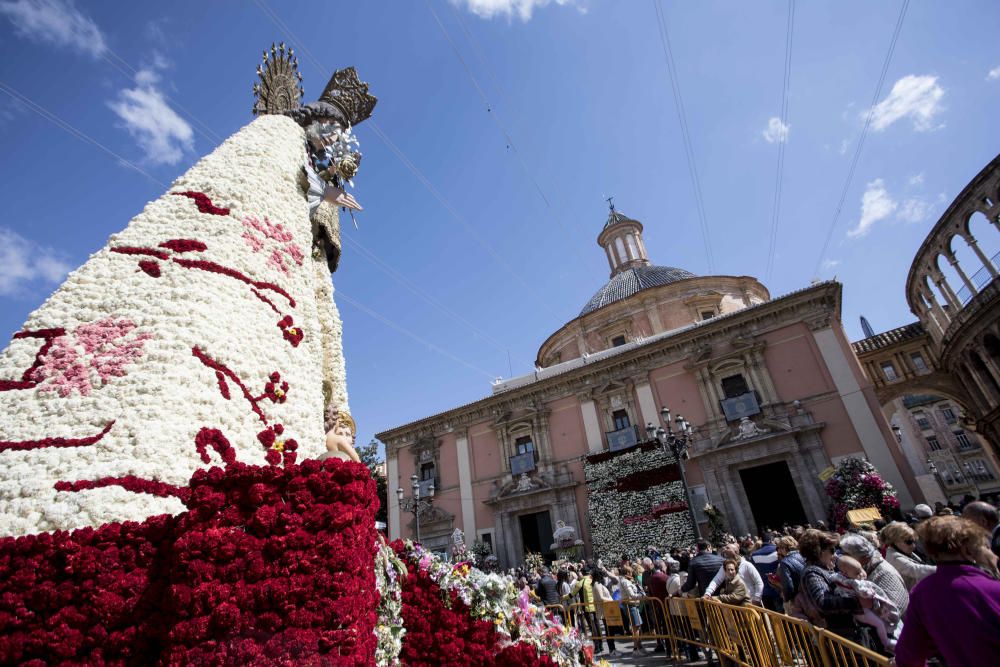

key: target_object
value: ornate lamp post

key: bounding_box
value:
[396,473,434,543]
[925,459,949,502]
[646,406,701,541]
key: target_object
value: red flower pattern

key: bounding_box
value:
[0,459,379,665]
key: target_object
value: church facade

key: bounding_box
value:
[378,208,919,567]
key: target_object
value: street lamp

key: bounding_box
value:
[961,462,982,498]
[646,405,700,542]
[925,458,948,502]
[397,473,434,543]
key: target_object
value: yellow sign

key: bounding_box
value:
[818,467,836,482]
[602,601,623,627]
[685,598,703,630]
[846,507,882,526]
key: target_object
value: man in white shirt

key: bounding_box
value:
[702,543,764,604]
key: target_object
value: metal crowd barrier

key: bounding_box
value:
[559,596,889,667]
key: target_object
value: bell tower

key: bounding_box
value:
[597,198,650,277]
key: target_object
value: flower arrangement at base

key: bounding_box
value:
[704,503,728,546]
[0,457,378,665]
[390,540,587,666]
[825,456,901,531]
[375,538,407,666]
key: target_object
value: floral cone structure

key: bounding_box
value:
[825,456,901,530]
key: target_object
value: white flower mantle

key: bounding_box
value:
[583,443,696,560]
[0,115,340,536]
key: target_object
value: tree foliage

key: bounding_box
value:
[357,439,388,526]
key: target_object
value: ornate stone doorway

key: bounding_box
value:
[738,461,807,531]
[518,510,554,560]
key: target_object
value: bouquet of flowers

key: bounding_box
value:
[825,457,900,530]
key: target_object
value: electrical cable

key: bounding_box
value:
[0,79,165,188]
[812,0,910,278]
[336,290,498,380]
[652,0,716,272]
[765,0,796,282]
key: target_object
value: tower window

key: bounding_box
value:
[611,335,627,347]
[701,311,715,321]
[721,374,750,399]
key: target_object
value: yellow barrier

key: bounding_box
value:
[561,596,889,666]
[817,628,891,667]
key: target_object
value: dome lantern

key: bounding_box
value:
[597,200,650,277]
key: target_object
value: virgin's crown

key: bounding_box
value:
[319,67,378,126]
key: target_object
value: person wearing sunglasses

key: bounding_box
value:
[881,521,936,592]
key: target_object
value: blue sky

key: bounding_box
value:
[1,0,999,455]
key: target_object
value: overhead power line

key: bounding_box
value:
[0,80,165,188]
[652,0,716,272]
[765,0,796,282]
[253,0,561,313]
[341,231,511,354]
[813,0,910,278]
[336,290,498,380]
[423,0,590,266]
[99,48,225,147]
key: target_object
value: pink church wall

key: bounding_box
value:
[649,362,709,426]
[763,323,835,400]
[469,423,502,480]
[548,397,586,461]
[810,399,864,458]
[438,433,458,491]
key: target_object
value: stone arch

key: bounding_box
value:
[969,351,1000,401]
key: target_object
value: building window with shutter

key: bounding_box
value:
[881,362,898,381]
[612,409,631,431]
[914,412,931,430]
[954,431,973,450]
[926,436,941,451]
[721,374,750,399]
[515,435,537,462]
[910,352,928,372]
[940,407,956,424]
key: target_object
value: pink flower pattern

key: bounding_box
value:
[240,216,304,276]
[29,318,152,397]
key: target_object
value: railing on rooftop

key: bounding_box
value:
[955,249,1000,305]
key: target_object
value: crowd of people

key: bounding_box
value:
[506,499,1000,664]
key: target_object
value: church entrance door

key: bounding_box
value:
[518,510,554,561]
[738,462,807,533]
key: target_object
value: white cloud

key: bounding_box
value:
[821,259,840,270]
[848,179,897,238]
[108,68,193,165]
[839,139,850,155]
[0,0,106,58]
[897,197,934,224]
[0,227,71,296]
[988,66,1000,81]
[867,75,945,132]
[762,116,789,143]
[908,172,924,187]
[451,0,576,21]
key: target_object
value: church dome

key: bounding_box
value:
[579,264,696,316]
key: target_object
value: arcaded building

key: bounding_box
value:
[852,152,1000,504]
[378,207,918,566]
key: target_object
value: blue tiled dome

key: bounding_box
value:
[579,265,696,316]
